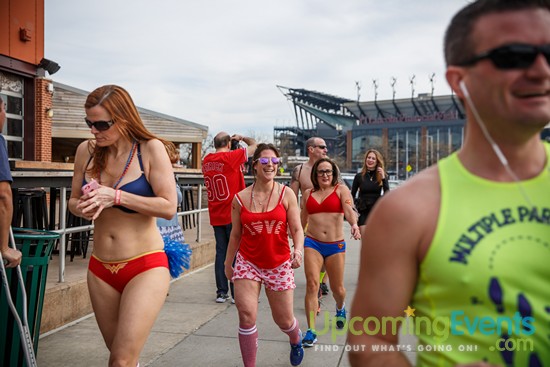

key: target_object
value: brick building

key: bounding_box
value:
[1,0,207,169]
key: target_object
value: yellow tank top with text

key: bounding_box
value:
[411,143,550,367]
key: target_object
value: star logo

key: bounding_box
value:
[404,305,416,317]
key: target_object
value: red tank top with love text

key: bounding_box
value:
[235,185,291,269]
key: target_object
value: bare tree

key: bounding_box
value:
[245,130,272,144]
[184,130,271,167]
[177,134,215,167]
[201,133,215,155]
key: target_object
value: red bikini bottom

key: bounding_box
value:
[89,250,168,293]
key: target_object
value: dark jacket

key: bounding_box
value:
[351,171,389,212]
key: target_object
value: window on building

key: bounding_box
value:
[388,128,419,181]
[426,124,464,166]
[352,128,382,172]
[0,72,24,160]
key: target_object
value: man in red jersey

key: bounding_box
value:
[202,132,257,303]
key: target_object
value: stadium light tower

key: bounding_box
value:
[429,73,436,96]
[390,77,397,101]
[409,75,416,98]
[372,79,379,102]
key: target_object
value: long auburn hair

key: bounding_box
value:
[84,85,177,177]
[361,149,386,187]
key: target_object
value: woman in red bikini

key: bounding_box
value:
[225,143,305,366]
[300,158,361,347]
[68,85,178,367]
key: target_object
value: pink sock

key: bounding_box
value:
[280,318,301,345]
[238,324,258,367]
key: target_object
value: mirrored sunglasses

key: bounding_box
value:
[84,118,115,131]
[256,157,281,165]
[457,43,550,69]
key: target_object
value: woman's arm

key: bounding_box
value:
[300,188,311,230]
[339,185,361,240]
[382,176,390,193]
[378,167,390,193]
[92,139,177,219]
[225,196,243,280]
[69,141,100,220]
[284,188,304,268]
[351,173,361,198]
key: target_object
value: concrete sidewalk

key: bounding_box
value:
[37,225,417,366]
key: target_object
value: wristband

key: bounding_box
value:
[114,189,122,206]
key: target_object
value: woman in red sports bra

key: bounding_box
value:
[300,158,361,347]
[68,85,178,367]
[224,143,305,366]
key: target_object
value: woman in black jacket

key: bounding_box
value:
[351,149,389,231]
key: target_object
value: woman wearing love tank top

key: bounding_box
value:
[225,143,305,366]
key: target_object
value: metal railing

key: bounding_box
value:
[51,185,207,282]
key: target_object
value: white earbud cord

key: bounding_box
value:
[459,81,536,207]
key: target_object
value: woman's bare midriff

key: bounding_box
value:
[92,208,164,261]
[306,212,344,242]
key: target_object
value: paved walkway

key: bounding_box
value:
[37,223,417,366]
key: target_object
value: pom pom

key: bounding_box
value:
[163,236,192,278]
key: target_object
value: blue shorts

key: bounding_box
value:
[304,236,346,258]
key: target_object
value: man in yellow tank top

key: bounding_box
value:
[349,1,550,366]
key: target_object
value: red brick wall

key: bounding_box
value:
[35,77,52,161]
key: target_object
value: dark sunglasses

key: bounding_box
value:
[458,43,550,69]
[317,169,333,177]
[314,145,327,150]
[256,157,281,165]
[84,118,115,131]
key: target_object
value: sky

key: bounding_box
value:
[45,0,467,139]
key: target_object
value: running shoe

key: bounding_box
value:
[302,329,317,348]
[335,307,346,329]
[320,282,329,295]
[290,330,304,366]
[215,293,229,303]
